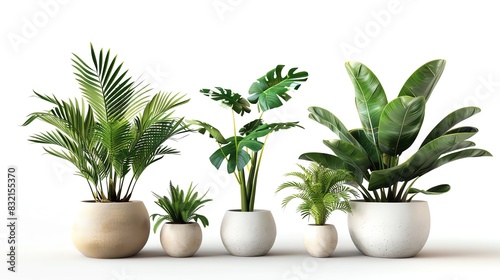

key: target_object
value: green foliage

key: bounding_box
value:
[300,59,492,202]
[191,65,308,211]
[151,182,212,233]
[276,162,358,225]
[23,44,190,202]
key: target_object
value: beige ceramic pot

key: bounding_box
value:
[71,200,150,258]
[304,224,338,258]
[160,222,202,257]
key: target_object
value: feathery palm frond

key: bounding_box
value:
[276,162,359,225]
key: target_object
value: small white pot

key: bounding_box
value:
[304,224,338,258]
[220,209,277,256]
[348,200,430,258]
[160,222,202,257]
[71,200,150,258]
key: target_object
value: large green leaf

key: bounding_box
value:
[201,87,251,116]
[430,148,492,171]
[398,59,446,101]
[209,136,264,173]
[248,65,308,111]
[378,96,426,156]
[421,107,481,147]
[345,61,388,149]
[188,120,228,144]
[299,152,364,184]
[350,128,381,170]
[368,132,477,190]
[323,139,371,179]
[308,107,364,152]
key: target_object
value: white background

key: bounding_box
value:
[1,0,499,279]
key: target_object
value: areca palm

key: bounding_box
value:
[277,162,358,225]
[23,44,190,202]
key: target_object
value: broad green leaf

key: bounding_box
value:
[430,148,492,171]
[398,59,446,101]
[201,87,251,116]
[368,132,477,190]
[209,136,264,173]
[408,184,450,196]
[188,120,228,144]
[323,139,371,179]
[298,154,364,190]
[239,119,263,136]
[308,107,364,152]
[378,96,426,156]
[248,65,308,111]
[345,61,388,150]
[421,107,481,147]
[350,128,381,170]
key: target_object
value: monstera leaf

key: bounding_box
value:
[248,65,308,111]
[201,87,251,116]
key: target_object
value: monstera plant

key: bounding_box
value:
[301,59,492,202]
[191,65,308,211]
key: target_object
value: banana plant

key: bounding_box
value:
[191,65,308,211]
[300,59,492,202]
[23,44,190,202]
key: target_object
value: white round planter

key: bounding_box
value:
[220,209,277,256]
[304,224,338,258]
[71,200,150,258]
[348,200,430,258]
[160,222,202,257]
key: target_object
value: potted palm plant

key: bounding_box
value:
[23,44,190,258]
[151,181,211,257]
[190,65,308,256]
[276,162,358,257]
[300,59,492,258]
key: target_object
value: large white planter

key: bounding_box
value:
[304,224,338,258]
[160,222,202,257]
[71,200,150,258]
[348,200,430,258]
[220,209,277,256]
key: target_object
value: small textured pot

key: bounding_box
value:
[304,224,338,258]
[160,222,202,257]
[220,209,277,256]
[71,200,150,258]
[348,200,430,258]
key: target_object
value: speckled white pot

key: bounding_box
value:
[72,200,150,258]
[348,200,430,258]
[304,224,338,258]
[220,209,276,257]
[160,222,202,257]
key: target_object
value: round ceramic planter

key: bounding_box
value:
[71,200,150,258]
[220,209,277,256]
[348,200,430,258]
[304,224,338,258]
[160,222,202,257]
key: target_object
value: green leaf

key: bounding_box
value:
[350,128,381,170]
[378,96,426,156]
[421,107,481,147]
[189,120,228,144]
[323,139,371,179]
[408,184,450,195]
[308,107,364,152]
[345,61,388,150]
[201,87,251,116]
[239,119,263,136]
[209,136,264,173]
[430,148,492,171]
[248,65,308,111]
[368,132,477,190]
[299,152,364,184]
[398,59,446,101]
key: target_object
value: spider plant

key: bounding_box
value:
[23,44,190,202]
[276,162,358,225]
[300,59,492,202]
[151,181,212,233]
[190,65,308,212]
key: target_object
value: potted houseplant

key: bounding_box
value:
[151,181,212,257]
[276,162,358,257]
[300,59,492,258]
[22,44,190,258]
[190,65,308,256]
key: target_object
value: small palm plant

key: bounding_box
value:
[151,181,212,233]
[23,44,189,202]
[276,162,358,225]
